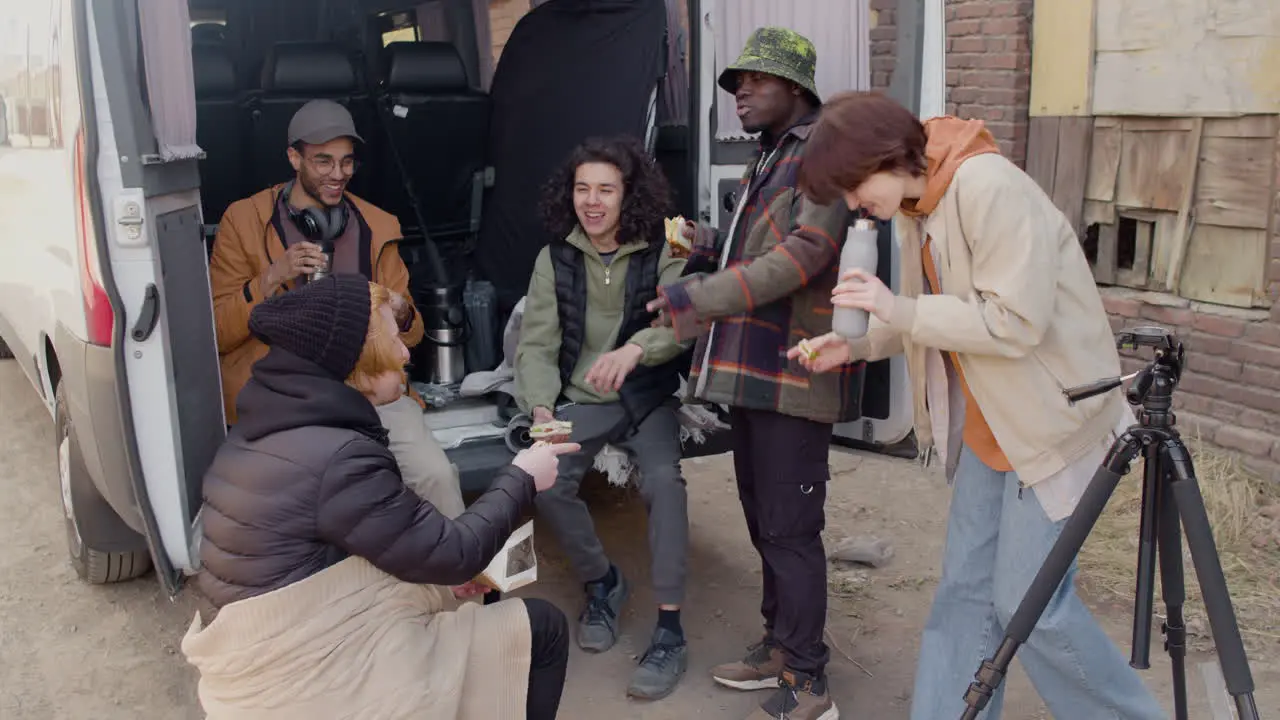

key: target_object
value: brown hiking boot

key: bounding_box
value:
[744,669,838,720]
[711,639,785,691]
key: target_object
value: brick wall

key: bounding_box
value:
[944,0,1032,165]
[870,0,897,92]
[1104,126,1280,484]
[1103,291,1280,484]
[1099,127,1280,484]
[1099,126,1280,483]
[867,0,1032,166]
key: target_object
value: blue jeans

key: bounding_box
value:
[910,447,1166,720]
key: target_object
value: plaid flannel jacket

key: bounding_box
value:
[658,118,861,424]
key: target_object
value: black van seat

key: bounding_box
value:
[376,42,491,241]
[246,42,377,199]
[192,42,245,234]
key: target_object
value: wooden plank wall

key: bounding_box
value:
[1026,113,1279,309]
[1026,116,1093,233]
[1092,0,1280,117]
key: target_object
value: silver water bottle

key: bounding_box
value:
[832,218,879,339]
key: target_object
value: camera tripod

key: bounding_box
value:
[959,327,1259,720]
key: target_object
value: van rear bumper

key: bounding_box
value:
[54,323,144,536]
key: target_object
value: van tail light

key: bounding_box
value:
[73,128,113,347]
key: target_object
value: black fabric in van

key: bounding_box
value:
[193,42,246,226]
[474,0,667,312]
[375,43,490,241]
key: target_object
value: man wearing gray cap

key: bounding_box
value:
[208,99,465,519]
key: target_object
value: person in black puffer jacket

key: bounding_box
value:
[183,274,580,720]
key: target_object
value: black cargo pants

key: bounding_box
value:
[729,407,832,676]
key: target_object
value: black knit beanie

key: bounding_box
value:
[248,274,371,380]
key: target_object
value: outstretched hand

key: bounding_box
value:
[786,332,854,374]
[585,344,643,392]
[451,580,488,599]
[512,442,582,492]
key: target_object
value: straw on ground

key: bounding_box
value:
[1079,438,1280,657]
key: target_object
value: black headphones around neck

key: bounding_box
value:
[282,179,349,244]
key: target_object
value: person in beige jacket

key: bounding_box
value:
[789,92,1164,720]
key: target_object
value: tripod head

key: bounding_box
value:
[1063,327,1185,421]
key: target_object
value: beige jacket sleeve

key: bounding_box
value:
[847,314,905,362]
[885,156,1059,359]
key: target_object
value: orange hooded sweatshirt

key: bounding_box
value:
[902,117,1012,472]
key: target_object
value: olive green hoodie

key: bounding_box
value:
[515,228,689,413]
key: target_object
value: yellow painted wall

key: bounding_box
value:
[1028,0,1096,116]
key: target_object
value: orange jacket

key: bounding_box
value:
[209,185,425,424]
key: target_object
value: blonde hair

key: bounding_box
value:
[346,282,408,395]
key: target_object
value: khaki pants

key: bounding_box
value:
[376,394,465,518]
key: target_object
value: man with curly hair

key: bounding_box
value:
[514,136,691,700]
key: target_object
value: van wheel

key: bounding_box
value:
[54,383,152,583]
[0,338,12,359]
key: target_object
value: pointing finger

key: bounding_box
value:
[545,443,583,456]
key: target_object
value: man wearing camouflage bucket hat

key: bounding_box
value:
[647,26,853,720]
[718,26,822,110]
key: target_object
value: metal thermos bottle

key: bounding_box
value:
[310,242,334,282]
[421,284,468,385]
[832,218,879,339]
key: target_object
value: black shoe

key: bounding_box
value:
[627,626,688,700]
[577,566,629,652]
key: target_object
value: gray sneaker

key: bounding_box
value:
[577,566,629,652]
[627,626,688,700]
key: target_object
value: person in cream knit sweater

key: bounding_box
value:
[789,92,1165,720]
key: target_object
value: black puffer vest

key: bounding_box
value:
[550,241,681,433]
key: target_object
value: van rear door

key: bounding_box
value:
[85,1,224,591]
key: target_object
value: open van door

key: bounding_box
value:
[693,0,946,457]
[83,0,224,593]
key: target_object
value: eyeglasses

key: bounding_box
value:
[305,155,360,176]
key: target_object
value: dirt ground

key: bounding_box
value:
[1,360,1276,719]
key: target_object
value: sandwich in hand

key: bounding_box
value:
[665,216,692,257]
[796,338,819,362]
[529,420,573,445]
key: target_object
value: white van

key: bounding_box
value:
[0,0,941,595]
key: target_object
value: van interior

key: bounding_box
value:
[189,0,690,303]
[187,0,697,429]
[180,0,708,473]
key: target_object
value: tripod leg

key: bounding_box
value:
[959,436,1142,720]
[1129,443,1162,670]
[1161,440,1259,720]
[1153,451,1188,720]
